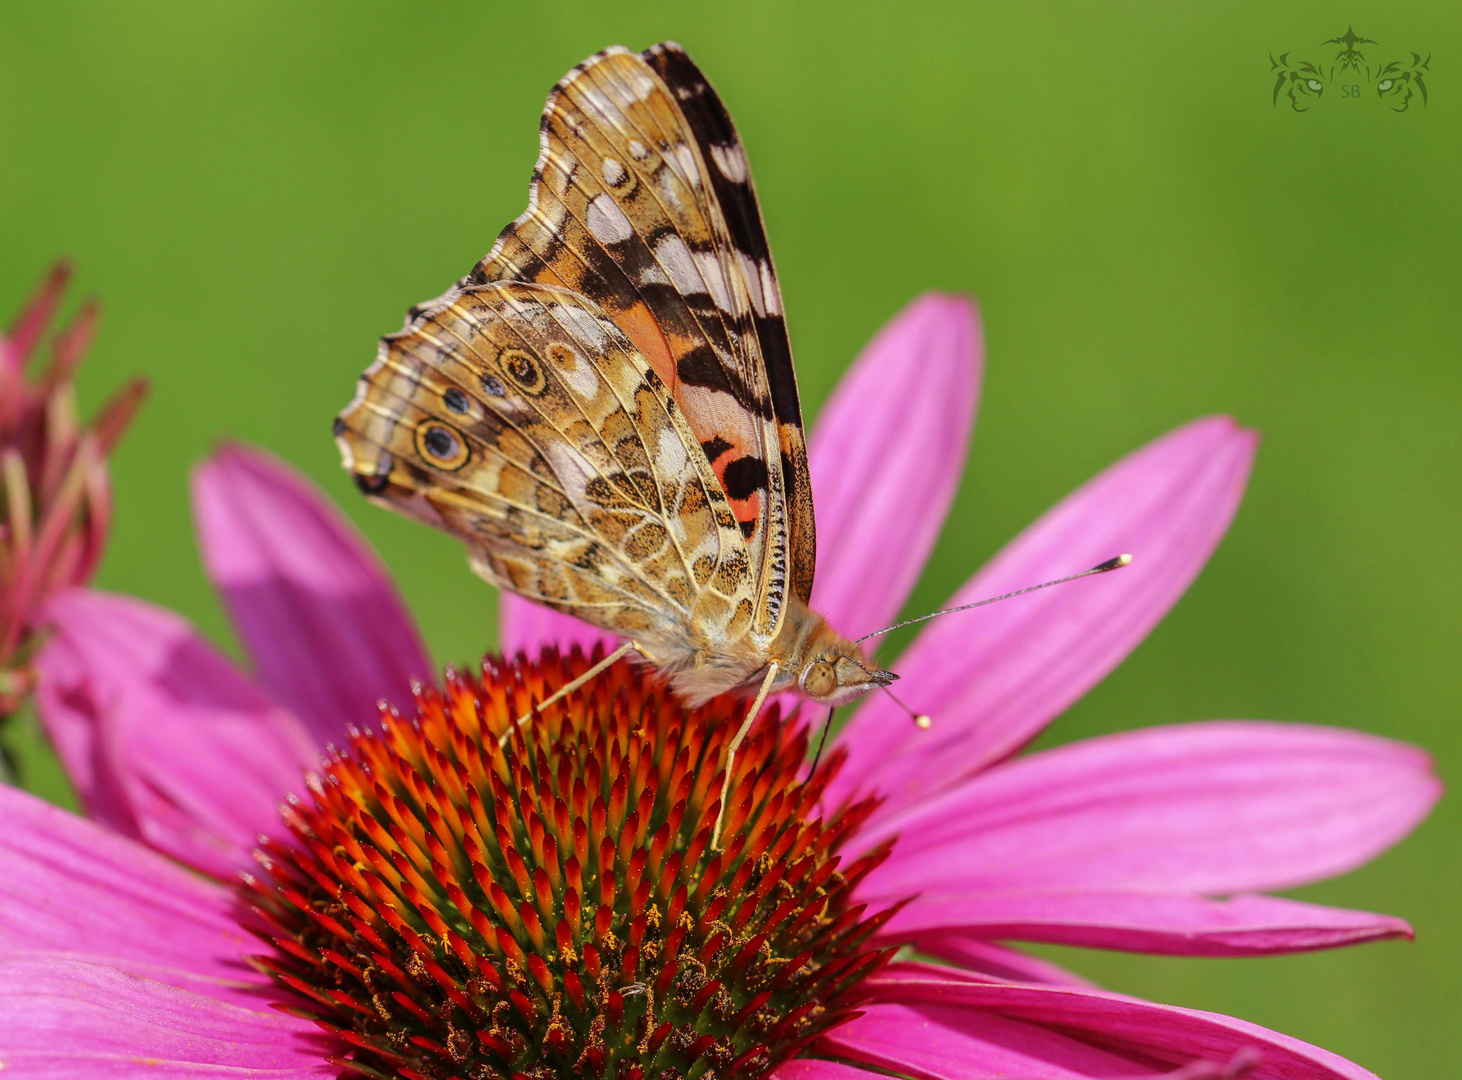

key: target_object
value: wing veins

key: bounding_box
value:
[524,288,725,601]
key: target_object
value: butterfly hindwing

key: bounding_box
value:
[337,281,759,660]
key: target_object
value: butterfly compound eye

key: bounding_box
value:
[415,422,470,471]
[802,660,838,699]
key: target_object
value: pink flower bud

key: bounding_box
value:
[0,263,146,715]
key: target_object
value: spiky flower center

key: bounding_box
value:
[244,650,894,1080]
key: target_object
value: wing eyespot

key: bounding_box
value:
[415,421,470,471]
[501,349,548,395]
[443,387,471,414]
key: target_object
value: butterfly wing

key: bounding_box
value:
[336,281,758,668]
[639,42,815,605]
[460,43,814,638]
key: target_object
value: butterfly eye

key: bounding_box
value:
[501,350,548,395]
[443,387,470,414]
[415,422,470,471]
[802,660,838,699]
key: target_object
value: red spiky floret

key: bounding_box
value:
[249,646,894,1080]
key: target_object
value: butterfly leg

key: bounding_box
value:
[711,662,780,849]
[500,640,648,749]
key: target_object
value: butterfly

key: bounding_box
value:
[335,42,896,842]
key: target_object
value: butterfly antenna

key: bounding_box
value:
[884,684,933,730]
[854,554,1133,647]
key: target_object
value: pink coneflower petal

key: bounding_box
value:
[876,890,1411,957]
[821,996,1160,1077]
[855,721,1439,896]
[499,591,618,656]
[839,971,1383,1079]
[911,937,1100,988]
[192,443,430,745]
[807,293,982,638]
[776,1060,882,1080]
[0,785,271,1008]
[34,590,316,878]
[829,416,1257,818]
[0,957,338,1078]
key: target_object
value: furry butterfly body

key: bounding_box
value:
[336,43,890,726]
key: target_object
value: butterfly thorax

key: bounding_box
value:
[660,596,890,710]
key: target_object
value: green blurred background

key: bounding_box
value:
[2,1,1457,1074]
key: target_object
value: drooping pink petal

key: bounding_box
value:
[0,957,338,1077]
[192,443,430,746]
[855,721,1438,896]
[776,1060,884,1080]
[34,590,317,879]
[499,592,618,657]
[829,417,1258,817]
[849,972,1383,1079]
[912,937,1100,988]
[0,785,270,1008]
[877,890,1411,957]
[817,998,1155,1078]
[807,293,982,639]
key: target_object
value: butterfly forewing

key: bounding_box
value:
[640,43,816,607]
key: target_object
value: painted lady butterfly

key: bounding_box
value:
[335,43,896,840]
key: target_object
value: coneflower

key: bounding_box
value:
[248,654,892,1080]
[8,296,1436,1079]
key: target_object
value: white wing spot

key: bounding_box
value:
[554,345,600,399]
[602,157,627,186]
[555,303,612,350]
[586,193,634,244]
[693,249,734,313]
[656,426,690,477]
[760,260,782,315]
[624,69,659,102]
[628,139,649,161]
[710,143,748,183]
[654,235,704,296]
[737,251,765,316]
[671,143,701,185]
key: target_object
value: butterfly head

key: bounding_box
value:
[776,601,897,708]
[799,651,898,707]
